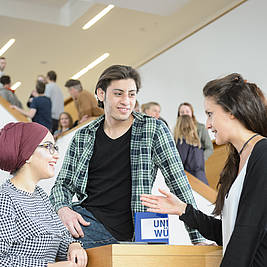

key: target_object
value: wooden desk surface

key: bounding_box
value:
[86,244,222,267]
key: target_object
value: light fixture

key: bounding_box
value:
[0,39,16,56]
[71,53,110,79]
[11,81,21,91]
[82,4,114,30]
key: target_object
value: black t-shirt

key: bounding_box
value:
[30,96,52,130]
[82,121,133,241]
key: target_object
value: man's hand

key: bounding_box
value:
[58,207,90,238]
[79,115,89,124]
[68,242,88,267]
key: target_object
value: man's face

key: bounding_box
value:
[146,105,161,119]
[97,79,137,123]
[0,58,7,72]
[68,87,79,99]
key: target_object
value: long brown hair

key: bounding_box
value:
[174,115,201,148]
[203,73,267,216]
[177,102,197,125]
[58,112,73,132]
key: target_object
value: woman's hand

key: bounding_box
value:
[140,188,187,216]
[67,242,88,267]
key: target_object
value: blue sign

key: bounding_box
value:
[135,212,169,243]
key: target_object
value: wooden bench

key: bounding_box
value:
[86,244,222,267]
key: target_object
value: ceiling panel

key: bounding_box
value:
[0,0,246,106]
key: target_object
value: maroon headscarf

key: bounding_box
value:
[0,122,49,173]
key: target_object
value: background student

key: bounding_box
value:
[174,115,208,185]
[178,102,213,160]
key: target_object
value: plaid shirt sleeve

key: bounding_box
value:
[153,120,205,243]
[50,134,79,212]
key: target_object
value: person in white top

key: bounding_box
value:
[141,74,267,267]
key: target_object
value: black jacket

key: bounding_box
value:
[180,139,267,267]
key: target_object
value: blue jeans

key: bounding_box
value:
[72,205,119,249]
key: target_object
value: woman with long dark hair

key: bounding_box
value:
[141,73,267,266]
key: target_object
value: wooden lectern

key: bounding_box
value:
[86,244,222,267]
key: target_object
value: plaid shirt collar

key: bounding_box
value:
[85,110,145,133]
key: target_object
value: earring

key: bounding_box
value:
[26,160,30,164]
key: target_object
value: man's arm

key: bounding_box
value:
[45,84,52,98]
[50,136,78,211]
[11,105,36,119]
[153,120,205,244]
[50,134,90,238]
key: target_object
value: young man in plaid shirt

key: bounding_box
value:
[50,65,204,248]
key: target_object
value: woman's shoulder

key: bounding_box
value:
[251,138,267,158]
[0,181,16,215]
[35,185,49,200]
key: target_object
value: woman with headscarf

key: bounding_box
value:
[0,122,87,267]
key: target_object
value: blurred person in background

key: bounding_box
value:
[12,81,52,130]
[141,101,169,128]
[0,57,7,79]
[174,115,208,185]
[54,112,73,140]
[178,102,213,160]
[27,75,48,108]
[45,71,64,134]
[65,79,104,125]
[0,75,23,108]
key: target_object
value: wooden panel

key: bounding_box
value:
[112,255,221,267]
[205,142,228,190]
[86,245,112,267]
[86,244,222,267]
[186,172,217,203]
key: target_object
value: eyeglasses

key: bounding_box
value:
[38,142,59,155]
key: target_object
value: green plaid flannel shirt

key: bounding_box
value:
[50,111,204,243]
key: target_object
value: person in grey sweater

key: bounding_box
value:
[45,71,64,134]
[0,75,22,108]
[178,102,213,160]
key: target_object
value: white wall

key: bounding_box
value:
[138,0,267,130]
[0,104,18,128]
